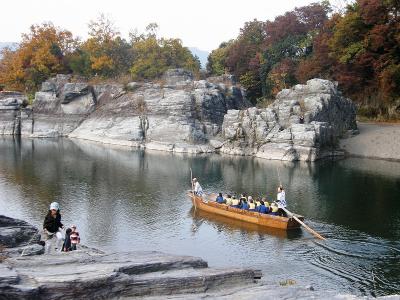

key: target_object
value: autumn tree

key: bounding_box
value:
[206,3,330,102]
[206,41,233,76]
[130,24,200,80]
[298,0,400,119]
[0,23,75,91]
[71,14,133,77]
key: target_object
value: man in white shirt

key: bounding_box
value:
[276,185,287,216]
[192,178,203,196]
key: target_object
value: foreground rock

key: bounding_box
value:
[0,215,260,299]
[0,215,43,257]
[0,70,358,161]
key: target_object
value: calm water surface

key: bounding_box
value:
[0,137,399,296]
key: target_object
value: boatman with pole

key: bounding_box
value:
[276,185,287,216]
[192,178,203,196]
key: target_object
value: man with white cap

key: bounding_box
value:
[43,202,64,253]
[192,178,203,196]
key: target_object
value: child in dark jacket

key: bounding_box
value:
[62,228,72,252]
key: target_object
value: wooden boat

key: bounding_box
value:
[189,192,304,230]
[191,207,302,239]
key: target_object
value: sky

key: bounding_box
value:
[1,0,321,52]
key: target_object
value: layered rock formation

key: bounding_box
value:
[0,215,261,299]
[0,92,28,135]
[0,70,357,161]
[0,215,43,257]
[221,79,357,161]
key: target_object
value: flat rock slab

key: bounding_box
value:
[1,250,259,299]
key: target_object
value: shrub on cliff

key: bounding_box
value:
[130,24,200,81]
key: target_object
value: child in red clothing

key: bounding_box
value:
[70,225,80,250]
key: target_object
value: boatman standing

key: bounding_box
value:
[192,178,203,196]
[276,185,287,216]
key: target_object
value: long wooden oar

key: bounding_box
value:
[282,207,326,241]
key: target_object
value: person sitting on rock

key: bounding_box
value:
[215,193,225,204]
[43,202,64,253]
[70,225,80,251]
[225,194,233,206]
[230,196,240,208]
[257,201,268,214]
[192,178,203,196]
[62,228,72,252]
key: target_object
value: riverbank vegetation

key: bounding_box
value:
[0,16,200,93]
[207,0,400,120]
[1,1,399,121]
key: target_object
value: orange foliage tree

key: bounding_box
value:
[0,23,76,92]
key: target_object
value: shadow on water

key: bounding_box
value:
[0,137,400,296]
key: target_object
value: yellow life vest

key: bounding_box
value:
[265,201,270,207]
[271,205,279,213]
[231,199,240,206]
[249,202,256,209]
[225,197,233,206]
[255,201,261,207]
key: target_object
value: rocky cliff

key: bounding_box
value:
[0,70,357,161]
[221,79,358,161]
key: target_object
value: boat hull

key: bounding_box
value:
[190,193,303,230]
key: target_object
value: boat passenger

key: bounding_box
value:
[231,196,240,208]
[270,203,279,216]
[248,199,256,211]
[225,194,233,206]
[261,197,270,208]
[238,194,246,207]
[255,198,261,207]
[257,201,268,214]
[241,199,249,210]
[192,178,203,196]
[216,193,225,204]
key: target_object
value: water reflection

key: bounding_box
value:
[0,137,399,296]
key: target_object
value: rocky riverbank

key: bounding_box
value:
[0,214,261,299]
[0,69,358,161]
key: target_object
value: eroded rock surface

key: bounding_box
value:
[0,92,28,135]
[221,79,357,161]
[0,215,43,257]
[0,71,358,161]
[0,215,260,299]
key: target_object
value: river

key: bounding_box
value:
[0,137,399,296]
